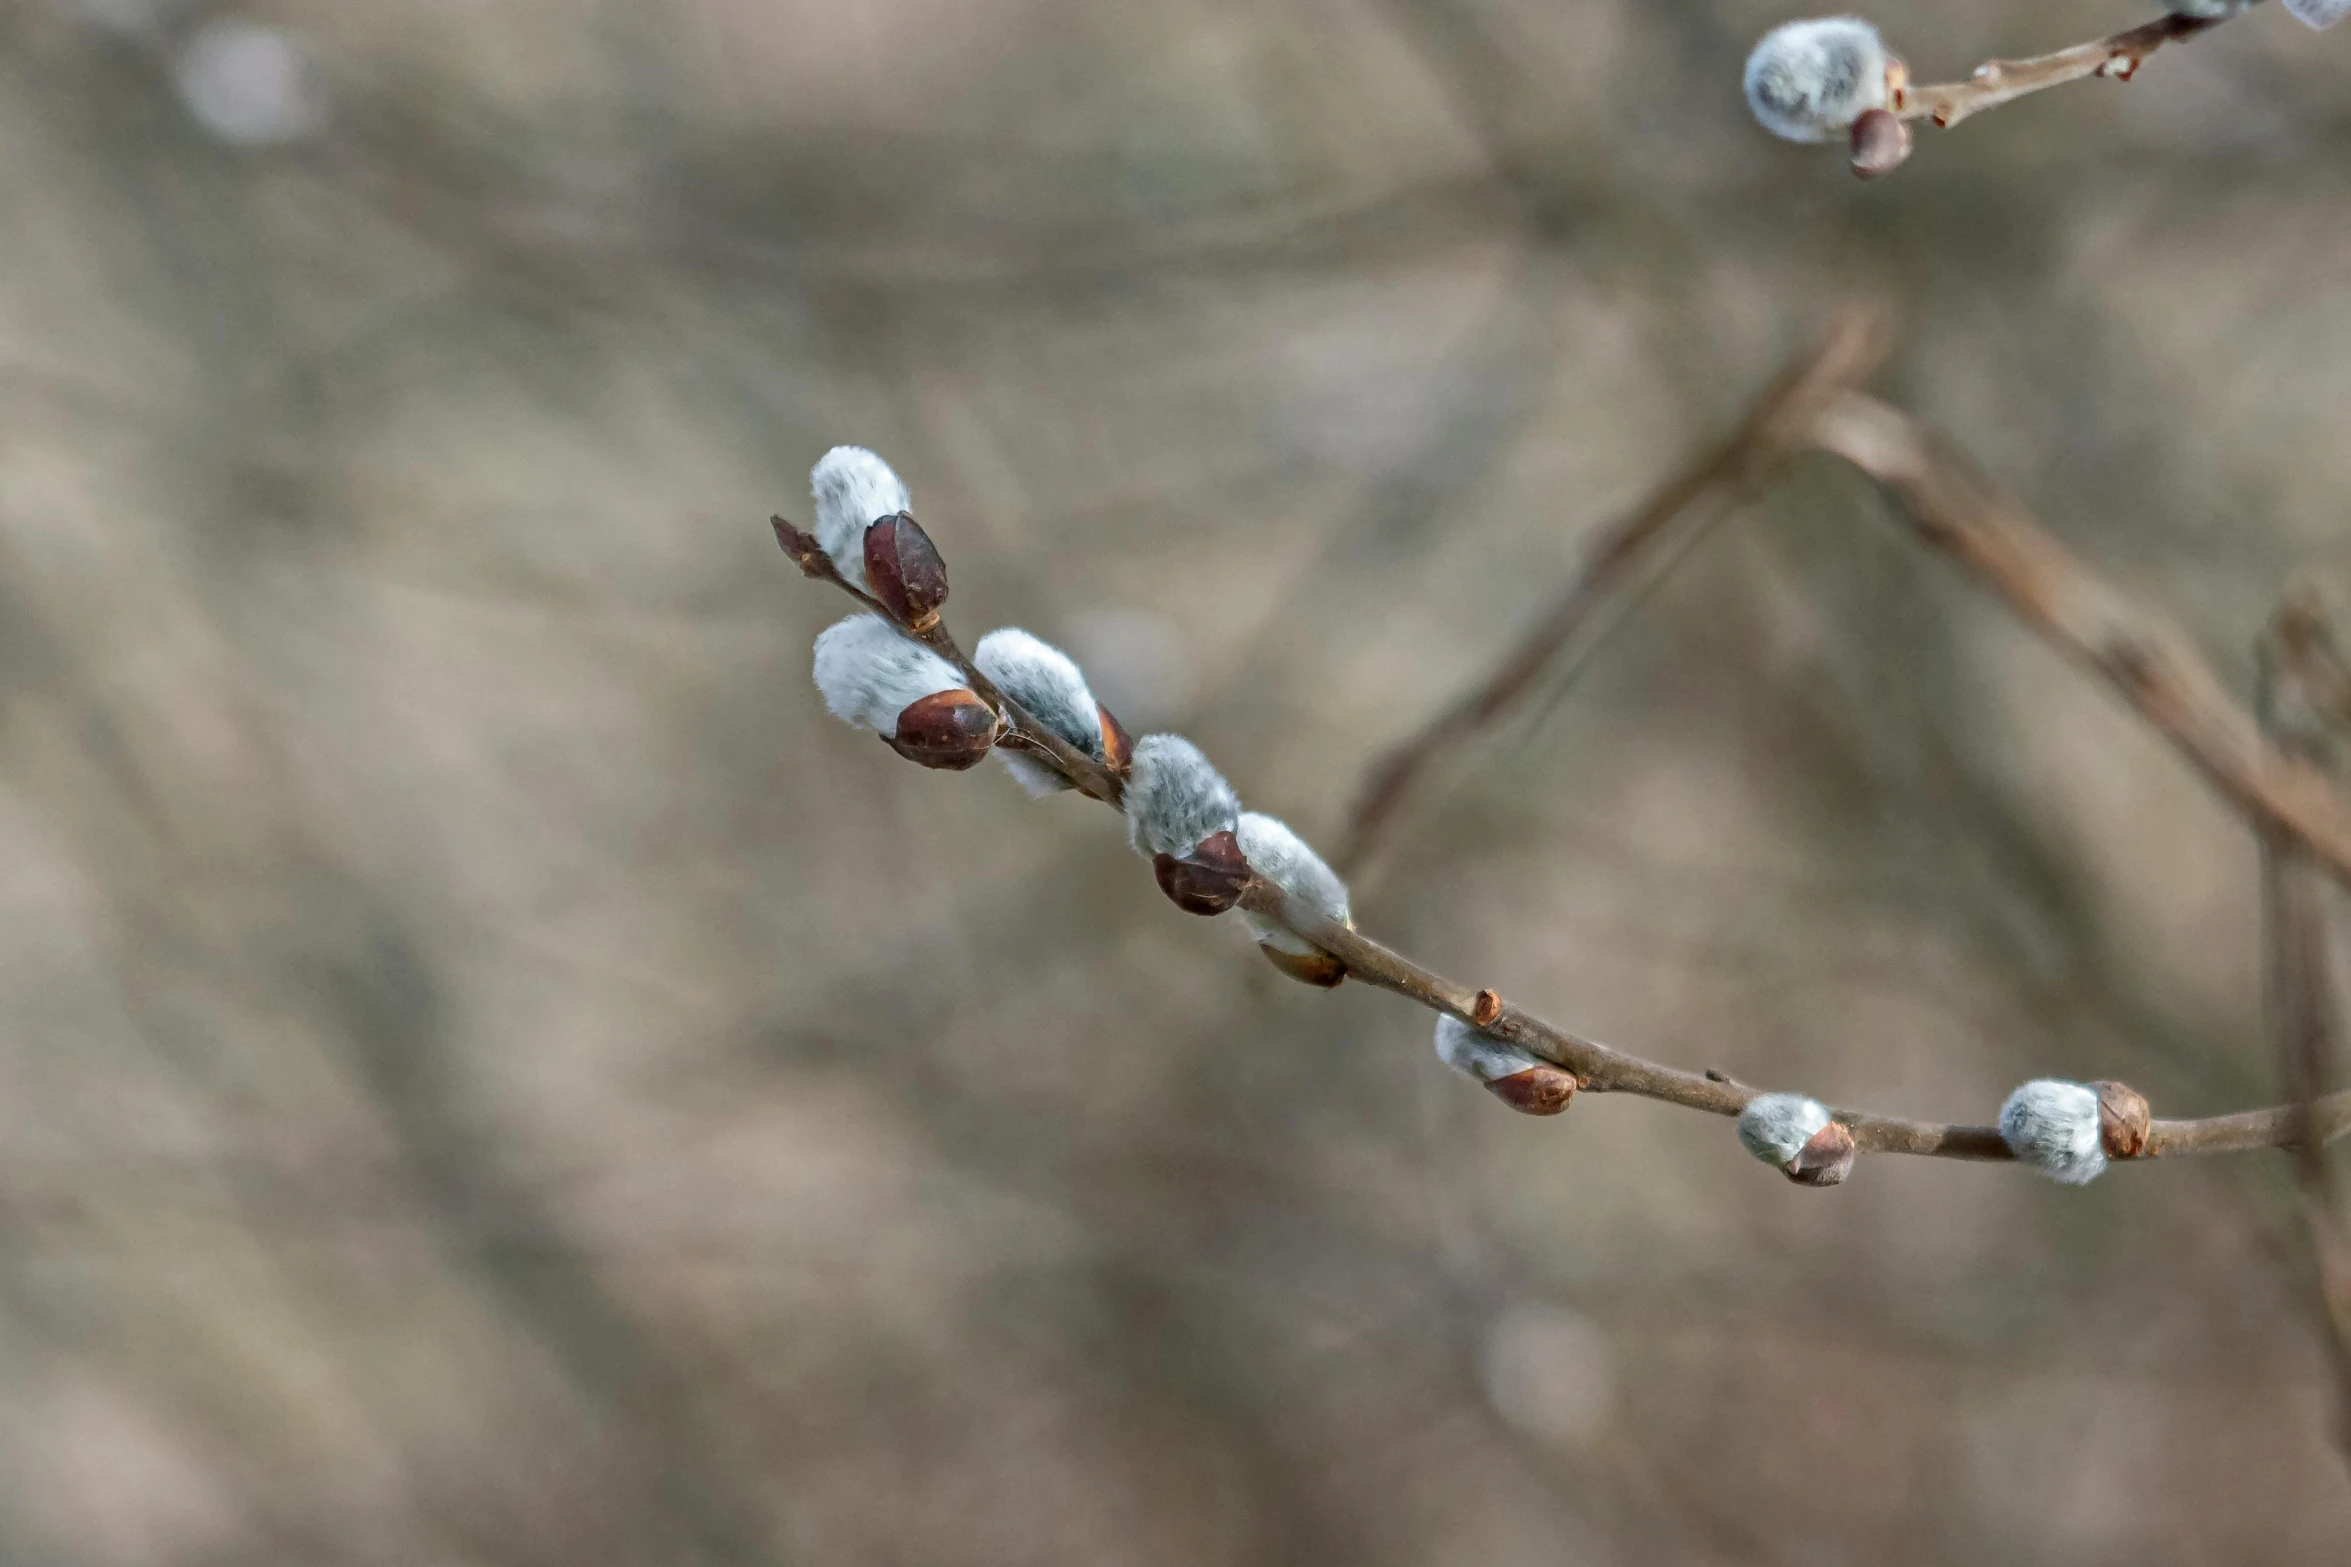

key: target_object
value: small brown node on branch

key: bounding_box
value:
[1486,1065,1577,1117]
[2092,1079,2153,1160]
[772,515,827,576]
[1787,1121,1857,1187]
[1152,829,1252,916]
[1257,946,1347,988]
[1098,703,1135,777]
[1849,109,1912,180]
[1471,989,1504,1028]
[883,690,999,770]
[863,511,949,630]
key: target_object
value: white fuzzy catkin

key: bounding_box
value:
[2283,0,2348,28]
[1736,1093,1833,1168]
[1743,18,1889,143]
[1998,1079,2107,1185]
[810,447,912,595]
[1434,1015,1545,1084]
[1235,812,1350,956]
[974,628,1101,797]
[2166,0,2261,16]
[1124,735,1239,857]
[812,613,961,736]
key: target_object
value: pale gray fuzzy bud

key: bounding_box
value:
[1744,18,1889,144]
[1124,734,1239,857]
[1235,812,1350,956]
[1434,1014,1545,1084]
[975,628,1101,798]
[811,613,960,735]
[2283,0,2346,28]
[810,446,912,595]
[2167,0,2261,17]
[1737,1093,1833,1168]
[1998,1079,2107,1185]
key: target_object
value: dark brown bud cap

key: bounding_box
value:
[1256,943,1346,989]
[1151,829,1251,916]
[2091,1079,2152,1160]
[884,689,999,770]
[1485,1065,1576,1117]
[1849,109,1912,181]
[1786,1121,1856,1187]
[863,511,949,630]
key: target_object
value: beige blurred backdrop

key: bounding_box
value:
[4,0,2351,1561]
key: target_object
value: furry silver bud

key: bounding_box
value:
[811,446,912,595]
[2282,0,2347,27]
[811,613,961,735]
[1744,17,1889,144]
[975,628,1102,797]
[1737,1093,1832,1167]
[2166,0,2261,17]
[1998,1079,2107,1185]
[1434,1014,1544,1083]
[1235,812,1350,953]
[1124,734,1239,857]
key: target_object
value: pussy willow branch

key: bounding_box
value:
[777,501,2351,1167]
[2258,589,2351,1452]
[1897,13,2227,131]
[1811,393,2351,893]
[1336,306,1891,876]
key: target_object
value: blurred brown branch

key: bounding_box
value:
[1898,13,2226,132]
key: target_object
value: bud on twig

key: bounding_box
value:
[863,511,949,630]
[1434,1015,1577,1117]
[1736,1092,1855,1186]
[1235,812,1352,987]
[1743,18,1895,145]
[2091,1079,2152,1160]
[1848,107,1911,179]
[1126,735,1246,914]
[810,446,913,595]
[812,613,1000,770]
[975,629,1114,798]
[1997,1079,2107,1185]
[1153,828,1252,916]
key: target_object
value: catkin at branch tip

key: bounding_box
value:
[1125,734,1239,856]
[1743,17,1889,144]
[975,628,1101,797]
[811,446,912,595]
[812,613,960,735]
[1998,1079,2106,1185]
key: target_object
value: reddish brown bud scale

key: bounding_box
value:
[883,689,999,770]
[863,511,949,630]
[2092,1079,2152,1160]
[1257,945,1346,988]
[1849,108,1912,180]
[1151,829,1251,916]
[1787,1121,1857,1186]
[1485,1065,1576,1116]
[1471,989,1504,1028]
[1098,703,1135,777]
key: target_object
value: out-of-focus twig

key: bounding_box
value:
[1335,305,1892,875]
[1811,392,2351,894]
[1898,13,2226,131]
[2258,581,2351,1458]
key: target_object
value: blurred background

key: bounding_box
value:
[5,0,2351,1561]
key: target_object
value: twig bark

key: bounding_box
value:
[1335,306,1891,875]
[1897,14,2226,132]
[778,495,2351,1172]
[2257,584,2351,1455]
[1810,392,2351,894]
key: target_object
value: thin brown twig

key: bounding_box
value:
[1897,14,2226,132]
[777,498,2351,1171]
[1335,305,1892,876]
[1810,392,2351,894]
[2258,585,2351,1455]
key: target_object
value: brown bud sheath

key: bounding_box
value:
[2091,1080,2152,1160]
[1256,944,1346,989]
[1471,989,1504,1028]
[1786,1121,1856,1187]
[863,511,949,630]
[1151,829,1251,916]
[883,689,998,770]
[1485,1065,1576,1117]
[1849,109,1912,181]
[1098,703,1134,777]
